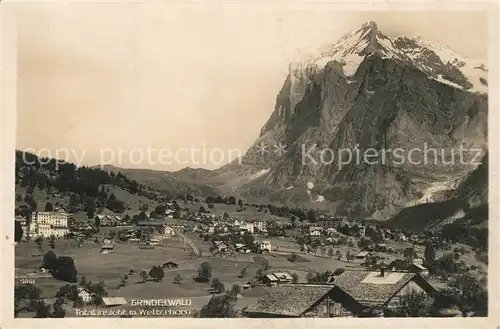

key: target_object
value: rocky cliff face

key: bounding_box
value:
[213,21,488,219]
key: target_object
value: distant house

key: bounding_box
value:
[100,244,115,254]
[261,274,279,286]
[326,228,337,236]
[317,217,338,229]
[102,297,128,307]
[163,225,175,236]
[162,261,179,269]
[246,270,437,317]
[413,258,424,265]
[253,221,267,233]
[396,233,408,242]
[148,238,160,246]
[255,240,272,253]
[240,223,255,234]
[77,287,94,304]
[272,272,294,284]
[234,243,247,252]
[309,226,322,236]
[355,251,370,261]
[212,240,229,253]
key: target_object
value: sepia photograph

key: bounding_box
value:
[1,1,496,324]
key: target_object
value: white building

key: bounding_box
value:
[253,221,267,233]
[35,210,68,227]
[77,288,94,303]
[241,223,254,234]
[163,225,175,236]
[31,211,70,238]
[15,216,37,239]
[309,226,322,236]
[255,240,272,252]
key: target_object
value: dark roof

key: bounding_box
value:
[332,270,419,307]
[245,284,334,317]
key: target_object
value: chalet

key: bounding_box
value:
[262,274,279,286]
[330,269,437,316]
[212,240,229,253]
[394,233,407,241]
[309,226,322,236]
[253,221,267,233]
[326,228,337,236]
[162,261,179,269]
[234,243,247,252]
[95,214,121,227]
[148,238,160,246]
[355,251,370,261]
[255,240,272,253]
[273,272,294,284]
[240,223,255,234]
[246,270,437,317]
[413,258,424,265]
[102,238,113,245]
[77,287,94,304]
[100,244,115,254]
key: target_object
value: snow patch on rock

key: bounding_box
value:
[248,168,270,181]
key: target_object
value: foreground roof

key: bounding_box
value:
[332,270,417,307]
[245,284,334,316]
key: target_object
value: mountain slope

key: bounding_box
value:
[211,21,488,218]
[99,165,219,197]
[386,152,488,232]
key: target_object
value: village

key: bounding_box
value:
[14,195,487,318]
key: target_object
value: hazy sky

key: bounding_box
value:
[16,3,488,171]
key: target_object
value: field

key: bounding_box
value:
[15,235,328,313]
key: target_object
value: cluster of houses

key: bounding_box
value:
[190,217,268,235]
[211,239,272,255]
[305,216,420,243]
[94,214,128,227]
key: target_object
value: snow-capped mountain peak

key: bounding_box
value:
[292,21,488,94]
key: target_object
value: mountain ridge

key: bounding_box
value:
[83,21,487,224]
[207,20,488,219]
